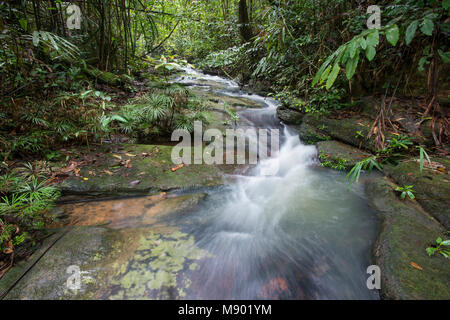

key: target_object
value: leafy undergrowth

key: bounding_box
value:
[0,163,60,279]
[0,54,212,277]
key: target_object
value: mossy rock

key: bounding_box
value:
[191,88,262,110]
[2,223,212,299]
[365,177,450,300]
[84,67,133,86]
[317,140,373,171]
[276,106,304,125]
[302,114,382,153]
[57,144,239,197]
[294,122,331,144]
[385,158,450,229]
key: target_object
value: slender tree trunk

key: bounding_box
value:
[238,0,252,43]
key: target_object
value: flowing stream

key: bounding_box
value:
[33,67,380,300]
[163,68,380,299]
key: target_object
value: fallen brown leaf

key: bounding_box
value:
[104,170,113,176]
[171,164,184,172]
[410,262,423,271]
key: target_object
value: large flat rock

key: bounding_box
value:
[385,158,450,229]
[1,226,212,300]
[299,114,386,153]
[366,176,450,300]
[56,144,241,197]
[1,193,211,300]
[317,140,372,170]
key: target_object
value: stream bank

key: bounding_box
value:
[279,100,449,300]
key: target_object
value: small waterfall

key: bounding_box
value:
[171,67,379,299]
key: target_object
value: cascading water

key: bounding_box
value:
[4,66,380,300]
[168,68,380,299]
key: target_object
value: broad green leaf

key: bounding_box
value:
[421,19,434,36]
[443,0,450,10]
[385,24,400,46]
[366,46,376,61]
[349,40,358,59]
[426,247,436,256]
[418,56,429,72]
[345,51,359,80]
[312,51,336,86]
[366,30,379,47]
[436,237,442,244]
[19,18,27,31]
[442,240,450,246]
[405,20,419,45]
[326,61,340,90]
[438,50,450,64]
[342,44,350,64]
[359,38,367,50]
[319,65,332,84]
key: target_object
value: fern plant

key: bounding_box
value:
[346,156,382,185]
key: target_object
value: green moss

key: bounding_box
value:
[58,144,227,195]
[319,151,348,171]
[317,140,373,171]
[385,158,450,229]
[366,177,450,300]
[302,114,385,153]
[106,229,212,299]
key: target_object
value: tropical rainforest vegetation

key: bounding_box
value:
[0,0,448,278]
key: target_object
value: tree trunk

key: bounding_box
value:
[238,0,252,43]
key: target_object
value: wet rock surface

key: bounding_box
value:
[56,144,241,198]
[317,140,373,170]
[385,158,450,229]
[365,176,450,300]
[299,114,381,153]
[2,226,212,300]
[276,106,304,125]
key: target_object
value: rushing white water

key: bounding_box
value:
[171,67,379,299]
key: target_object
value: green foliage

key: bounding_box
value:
[418,146,433,172]
[395,185,416,200]
[0,168,59,250]
[314,2,448,90]
[319,152,347,171]
[387,135,414,150]
[346,156,382,185]
[274,86,347,115]
[426,236,450,259]
[0,89,121,159]
[224,105,239,125]
[117,84,209,137]
[355,131,364,139]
